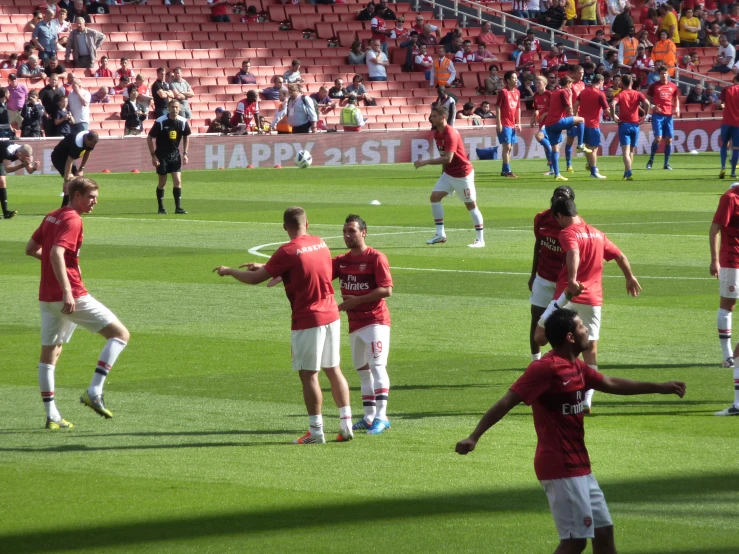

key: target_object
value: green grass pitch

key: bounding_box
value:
[1,154,738,553]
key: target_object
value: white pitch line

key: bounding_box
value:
[390,266,715,281]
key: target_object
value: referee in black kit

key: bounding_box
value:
[147,99,191,215]
[52,130,98,207]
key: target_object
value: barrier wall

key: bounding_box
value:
[11,120,722,175]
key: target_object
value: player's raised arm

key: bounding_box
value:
[455,389,522,454]
[212,264,272,285]
[710,222,722,278]
[595,376,686,397]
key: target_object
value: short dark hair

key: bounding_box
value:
[345,214,367,231]
[503,70,516,83]
[551,185,575,206]
[463,101,475,110]
[621,73,633,87]
[157,67,166,73]
[552,197,577,217]
[545,308,580,348]
[592,74,604,85]
[84,131,99,143]
[432,104,449,119]
[559,76,573,87]
[284,206,307,229]
[242,59,251,65]
[489,64,498,71]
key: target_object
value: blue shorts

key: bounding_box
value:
[652,114,674,139]
[566,120,584,138]
[618,122,640,147]
[545,117,576,145]
[498,126,518,145]
[721,124,739,148]
[583,127,601,147]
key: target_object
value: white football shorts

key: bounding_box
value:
[291,319,340,371]
[432,170,476,203]
[40,295,117,346]
[720,267,739,298]
[539,300,601,341]
[349,324,390,370]
[540,473,613,540]
[530,275,557,308]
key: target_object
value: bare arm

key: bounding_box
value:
[25,238,41,260]
[182,135,190,164]
[566,248,580,295]
[710,222,721,278]
[614,252,642,296]
[212,265,272,285]
[455,389,523,454]
[50,244,75,314]
[529,240,540,291]
[78,151,91,173]
[595,376,685,397]
[414,151,453,168]
[339,286,392,311]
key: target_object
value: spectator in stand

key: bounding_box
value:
[94,55,112,78]
[170,67,193,119]
[25,10,43,33]
[0,87,10,138]
[125,74,152,105]
[440,28,463,51]
[707,23,722,47]
[208,0,231,23]
[679,8,701,47]
[121,89,147,135]
[484,64,503,93]
[18,55,44,79]
[311,86,336,115]
[328,78,348,102]
[241,5,259,23]
[348,41,366,65]
[512,0,529,19]
[517,39,538,73]
[7,74,28,130]
[710,34,735,72]
[415,43,433,79]
[457,102,482,125]
[269,89,290,133]
[419,24,440,46]
[31,9,58,62]
[477,22,498,46]
[564,0,577,25]
[67,77,90,133]
[474,100,495,119]
[283,59,303,84]
[475,43,497,62]
[696,7,709,46]
[705,82,719,103]
[413,15,439,38]
[371,8,392,55]
[234,60,257,84]
[603,50,619,71]
[519,74,536,109]
[376,0,396,21]
[53,8,70,48]
[678,53,695,70]
[643,8,659,45]
[340,94,366,131]
[347,74,375,106]
[430,45,455,88]
[612,2,633,38]
[632,44,655,87]
[541,45,566,76]
[399,31,421,71]
[390,17,408,39]
[579,0,599,24]
[455,40,476,63]
[286,83,317,134]
[43,56,65,76]
[542,0,567,30]
[64,17,105,69]
[91,86,110,103]
[206,107,233,134]
[431,86,456,125]
[637,29,653,51]
[20,90,44,137]
[67,0,90,24]
[18,43,35,68]
[583,61,596,84]
[659,3,680,45]
[357,2,376,22]
[151,67,172,118]
[618,26,639,67]
[116,58,134,79]
[366,39,389,82]
[40,72,63,136]
[592,29,609,46]
[54,95,73,136]
[606,0,625,25]
[546,69,562,90]
[2,54,19,70]
[262,75,286,100]
[231,90,263,133]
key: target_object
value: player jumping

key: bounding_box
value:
[718,73,739,179]
[646,66,680,171]
[0,142,41,219]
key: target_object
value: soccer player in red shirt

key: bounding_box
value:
[529,185,575,361]
[574,74,610,179]
[25,177,130,429]
[609,74,649,180]
[333,214,394,433]
[532,76,554,175]
[564,65,588,173]
[646,66,680,170]
[535,197,641,411]
[213,207,354,444]
[415,105,485,248]
[456,308,685,553]
[496,70,521,178]
[718,73,739,179]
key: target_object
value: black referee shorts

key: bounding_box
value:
[51,153,78,178]
[156,152,182,175]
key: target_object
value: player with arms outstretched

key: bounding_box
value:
[573,74,609,179]
[609,74,649,181]
[0,142,41,219]
[51,130,98,208]
[415,105,485,248]
[718,73,739,179]
[333,214,394,434]
[496,70,521,178]
[646,66,680,171]
[456,308,686,554]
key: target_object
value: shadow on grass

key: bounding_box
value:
[338,384,501,393]
[0,429,298,436]
[1,472,736,552]
[0,440,295,453]
[598,363,719,370]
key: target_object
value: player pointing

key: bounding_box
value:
[333,214,394,434]
[456,308,686,554]
[646,66,680,171]
[0,142,41,219]
[415,105,485,248]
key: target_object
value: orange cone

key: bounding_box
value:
[274,164,282,169]
[247,164,254,169]
[102,169,111,173]
[131,169,140,173]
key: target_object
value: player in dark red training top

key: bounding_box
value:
[456,308,686,554]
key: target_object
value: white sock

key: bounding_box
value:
[38,363,61,420]
[339,405,352,430]
[584,364,597,408]
[531,352,542,361]
[371,363,390,420]
[718,308,733,360]
[308,414,324,435]
[357,368,376,421]
[734,368,739,408]
[431,202,445,236]
[469,207,484,242]
[89,337,127,396]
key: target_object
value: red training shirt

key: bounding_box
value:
[614,89,646,123]
[510,351,605,481]
[496,88,520,129]
[647,81,679,116]
[264,234,339,331]
[534,209,565,283]
[332,247,393,333]
[555,220,622,306]
[543,88,571,126]
[577,86,609,129]
[533,90,551,125]
[434,124,473,178]
[720,84,739,127]
[31,207,88,302]
[713,186,739,268]
[231,99,259,127]
[571,80,585,113]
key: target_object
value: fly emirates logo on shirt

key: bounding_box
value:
[295,241,328,255]
[542,236,561,253]
[562,389,587,415]
[340,274,371,291]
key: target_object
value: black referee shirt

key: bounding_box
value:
[149,114,191,157]
[52,131,95,161]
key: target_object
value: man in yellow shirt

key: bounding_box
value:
[565,0,577,25]
[659,3,679,45]
[679,8,700,47]
[578,0,598,24]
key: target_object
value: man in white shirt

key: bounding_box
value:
[366,39,389,82]
[713,35,736,74]
[67,76,90,134]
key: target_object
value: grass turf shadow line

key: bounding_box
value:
[0,429,299,437]
[1,472,737,552]
[0,440,294,453]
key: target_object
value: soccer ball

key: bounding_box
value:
[295,150,313,169]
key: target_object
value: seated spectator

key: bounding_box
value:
[519,74,536,109]
[328,78,348,101]
[415,44,433,79]
[2,54,19,70]
[440,27,462,50]
[603,50,619,72]
[582,61,596,84]
[474,43,497,62]
[643,8,659,45]
[474,100,495,119]
[19,55,44,79]
[43,56,65,76]
[516,39,538,72]
[686,83,711,105]
[111,75,130,96]
[64,17,105,69]
[431,86,456,125]
[457,101,482,125]
[54,8,70,47]
[477,21,498,46]
[116,58,134,79]
[546,70,561,90]
[20,90,44,137]
[120,88,146,135]
[241,6,259,23]
[691,51,699,66]
[356,2,375,22]
[25,10,43,33]
[608,33,622,49]
[592,29,609,46]
[679,8,701,47]
[310,86,336,115]
[413,15,439,38]
[87,0,109,15]
[375,0,396,21]
[348,41,366,65]
[541,45,566,76]
[400,31,421,71]
[94,55,112,77]
[262,76,286,100]
[206,107,234,133]
[678,54,695,71]
[454,40,476,63]
[542,0,567,30]
[346,74,376,106]
[231,89,263,133]
[511,39,525,63]
[484,64,503,94]
[391,17,408,39]
[710,34,735,73]
[608,73,623,95]
[419,23,439,46]
[54,94,73,136]
[340,94,366,131]
[68,0,90,24]
[91,86,110,103]
[631,45,654,87]
[705,82,719,104]
[234,60,256,84]
[18,43,35,67]
[283,59,303,84]
[208,0,231,23]
[366,39,389,82]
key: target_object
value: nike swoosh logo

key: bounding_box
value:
[563,380,571,385]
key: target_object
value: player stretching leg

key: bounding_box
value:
[0,143,41,219]
[51,131,98,207]
[147,99,191,215]
[333,215,394,434]
[496,70,521,178]
[532,77,554,176]
[718,74,739,179]
[646,67,680,171]
[563,65,589,173]
[415,105,485,248]
[213,207,354,443]
[574,75,609,179]
[610,74,649,181]
[529,186,575,361]
[457,308,686,554]
[534,198,641,412]
[25,177,130,428]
